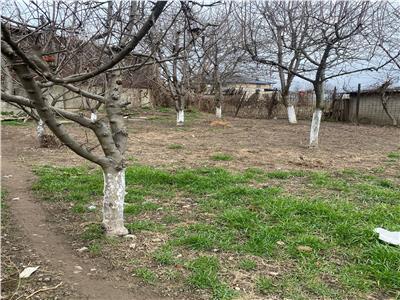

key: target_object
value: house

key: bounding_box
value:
[337,88,400,125]
[223,76,275,95]
[1,25,157,114]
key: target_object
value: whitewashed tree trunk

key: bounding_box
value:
[90,111,97,123]
[309,108,322,147]
[102,168,128,236]
[36,119,45,144]
[176,109,184,126]
[216,106,222,118]
[287,105,297,124]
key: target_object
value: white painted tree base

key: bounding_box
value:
[36,119,45,140]
[91,112,97,123]
[309,109,322,147]
[216,107,222,119]
[287,105,297,124]
[102,169,128,236]
[176,110,184,126]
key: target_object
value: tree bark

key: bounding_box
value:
[216,105,222,119]
[102,167,128,236]
[380,83,398,126]
[282,93,297,124]
[36,119,45,146]
[176,109,184,126]
[91,110,98,123]
[310,81,324,147]
[310,108,322,147]
[287,105,297,124]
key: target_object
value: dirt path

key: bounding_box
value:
[1,133,167,300]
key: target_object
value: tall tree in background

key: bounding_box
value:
[241,1,384,146]
[239,1,310,124]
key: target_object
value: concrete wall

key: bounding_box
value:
[224,83,273,95]
[348,94,400,125]
[2,85,153,114]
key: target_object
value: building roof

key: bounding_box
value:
[224,75,274,85]
[348,87,400,96]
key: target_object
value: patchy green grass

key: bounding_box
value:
[387,151,400,161]
[266,170,305,179]
[211,153,234,161]
[238,258,257,271]
[168,144,184,150]
[88,242,102,256]
[1,111,14,116]
[81,224,104,241]
[187,256,236,300]
[33,158,400,299]
[126,220,162,233]
[1,120,28,126]
[153,246,176,265]
[157,107,173,113]
[256,276,274,295]
[134,267,157,284]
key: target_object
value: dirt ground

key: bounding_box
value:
[1,112,399,299]
[5,111,400,172]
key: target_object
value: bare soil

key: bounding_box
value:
[1,112,399,300]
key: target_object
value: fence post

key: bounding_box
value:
[356,83,361,125]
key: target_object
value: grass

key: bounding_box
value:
[134,267,157,284]
[256,276,274,295]
[153,246,176,265]
[187,256,236,300]
[387,151,400,159]
[81,224,104,241]
[1,120,28,126]
[211,153,234,161]
[238,258,257,271]
[157,107,173,113]
[168,144,184,150]
[88,242,102,256]
[33,159,400,299]
[126,220,162,232]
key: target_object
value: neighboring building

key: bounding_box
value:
[1,25,157,114]
[339,88,400,125]
[223,76,275,95]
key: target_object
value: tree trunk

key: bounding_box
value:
[287,105,297,124]
[216,105,222,118]
[309,108,322,147]
[91,110,98,123]
[36,119,45,146]
[380,90,398,126]
[175,93,185,126]
[310,81,325,147]
[382,103,398,126]
[281,92,297,124]
[102,167,128,236]
[176,109,184,126]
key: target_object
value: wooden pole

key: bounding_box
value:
[356,83,361,125]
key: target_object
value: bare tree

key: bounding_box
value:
[378,80,398,126]
[1,1,168,236]
[242,1,386,146]
[370,2,400,71]
[239,1,310,124]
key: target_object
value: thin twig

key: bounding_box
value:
[7,257,22,300]
[25,282,63,299]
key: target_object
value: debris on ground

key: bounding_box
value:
[374,228,400,246]
[19,266,39,278]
